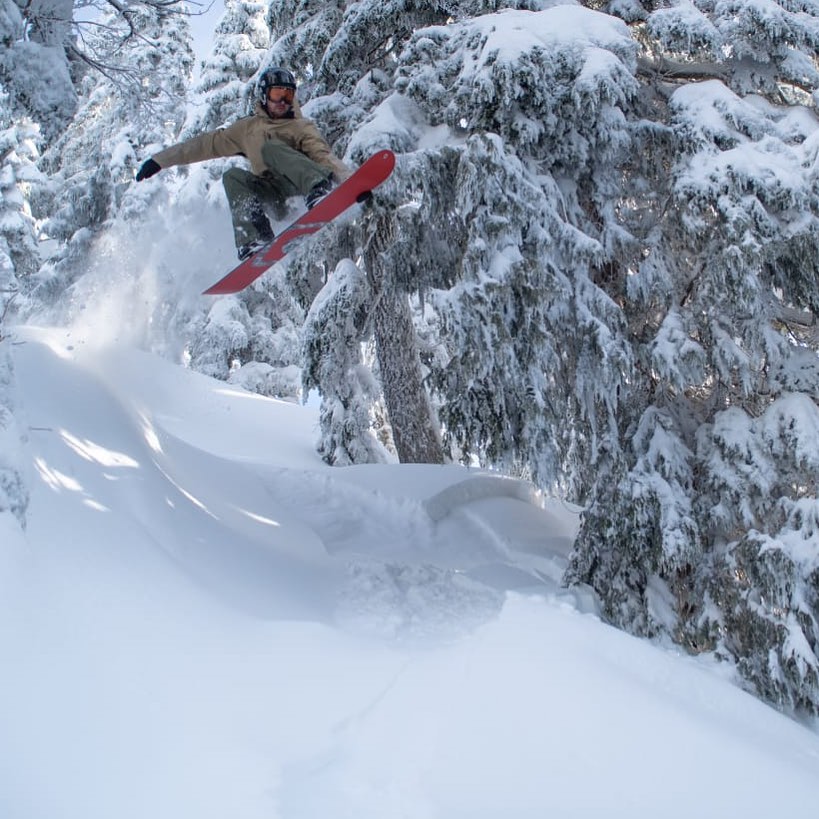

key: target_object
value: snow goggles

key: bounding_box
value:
[267,87,295,104]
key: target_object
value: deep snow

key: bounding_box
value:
[2,325,819,819]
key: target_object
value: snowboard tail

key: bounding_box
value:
[204,149,396,295]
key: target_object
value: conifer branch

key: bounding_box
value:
[637,55,729,82]
[772,303,818,344]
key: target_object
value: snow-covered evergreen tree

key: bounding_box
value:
[267,0,458,462]
[567,0,819,715]
[287,3,637,474]
[0,86,37,531]
[0,0,76,143]
[27,2,194,305]
[0,335,28,530]
[0,99,42,284]
[389,5,638,482]
[187,0,271,132]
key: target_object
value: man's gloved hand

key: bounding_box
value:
[136,158,161,182]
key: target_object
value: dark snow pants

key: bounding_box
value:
[221,138,332,249]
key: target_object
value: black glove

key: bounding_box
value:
[136,158,161,181]
[356,190,374,205]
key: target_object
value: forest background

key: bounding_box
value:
[1,0,818,720]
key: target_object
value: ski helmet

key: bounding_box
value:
[258,66,296,103]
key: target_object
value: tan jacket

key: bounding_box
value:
[153,102,350,181]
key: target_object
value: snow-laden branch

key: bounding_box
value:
[773,303,818,345]
[637,55,728,82]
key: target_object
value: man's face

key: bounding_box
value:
[265,86,294,118]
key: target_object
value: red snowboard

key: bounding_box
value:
[204,149,396,295]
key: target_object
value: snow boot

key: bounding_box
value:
[305,179,332,210]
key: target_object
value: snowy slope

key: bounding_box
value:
[2,327,819,819]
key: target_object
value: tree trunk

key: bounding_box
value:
[365,213,445,464]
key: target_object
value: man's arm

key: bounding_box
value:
[153,125,246,170]
[137,123,247,180]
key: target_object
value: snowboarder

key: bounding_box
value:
[135,66,350,260]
